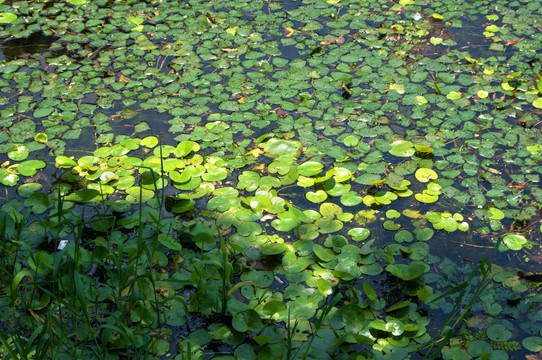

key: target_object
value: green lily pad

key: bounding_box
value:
[232,309,262,333]
[175,141,201,157]
[414,144,434,153]
[258,138,302,158]
[297,161,323,177]
[486,324,511,342]
[141,136,159,148]
[317,278,333,296]
[389,140,415,157]
[0,171,19,186]
[8,145,29,161]
[262,301,287,317]
[202,166,228,182]
[415,168,438,183]
[386,261,428,281]
[18,160,46,177]
[125,187,154,203]
[158,233,183,251]
[34,133,48,144]
[33,107,54,118]
[313,244,336,262]
[348,228,370,241]
[271,218,298,232]
[502,233,527,250]
[17,182,43,197]
[171,199,196,214]
[394,230,414,243]
[415,191,439,204]
[0,12,17,23]
[523,337,542,352]
[316,218,343,234]
[306,190,327,203]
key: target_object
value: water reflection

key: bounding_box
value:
[0,31,63,61]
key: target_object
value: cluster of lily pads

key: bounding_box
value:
[0,0,541,358]
[0,134,540,359]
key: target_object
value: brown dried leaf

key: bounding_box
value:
[525,352,542,360]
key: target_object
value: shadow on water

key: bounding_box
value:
[0,31,63,61]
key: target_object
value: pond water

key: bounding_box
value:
[0,0,541,359]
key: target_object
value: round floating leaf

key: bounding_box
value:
[386,261,427,281]
[415,168,438,183]
[340,192,362,206]
[261,243,286,256]
[125,187,154,203]
[317,278,333,296]
[158,234,182,251]
[488,207,504,220]
[18,160,46,176]
[532,98,542,109]
[271,218,298,232]
[33,107,54,118]
[0,172,19,186]
[0,12,17,23]
[414,144,433,153]
[306,190,327,203]
[385,319,404,336]
[232,310,262,333]
[343,135,359,147]
[55,156,77,168]
[389,140,415,157]
[34,133,48,144]
[477,90,489,98]
[298,161,323,177]
[415,191,439,204]
[348,228,370,241]
[175,141,200,158]
[141,136,159,148]
[363,282,377,301]
[446,91,462,100]
[383,220,401,231]
[8,145,29,161]
[263,301,287,317]
[394,230,413,243]
[330,304,365,332]
[316,218,343,234]
[17,182,43,197]
[443,348,469,360]
[24,193,50,215]
[386,210,401,219]
[523,337,542,352]
[320,202,342,218]
[172,199,195,214]
[258,138,302,158]
[313,244,335,262]
[126,16,144,25]
[413,227,434,241]
[202,167,228,182]
[502,233,527,250]
[486,324,511,342]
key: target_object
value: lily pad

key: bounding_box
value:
[8,145,29,161]
[18,160,46,177]
[386,261,428,281]
[389,140,415,157]
[415,168,438,183]
[297,161,323,177]
[258,138,302,158]
[0,13,17,23]
[502,233,527,251]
